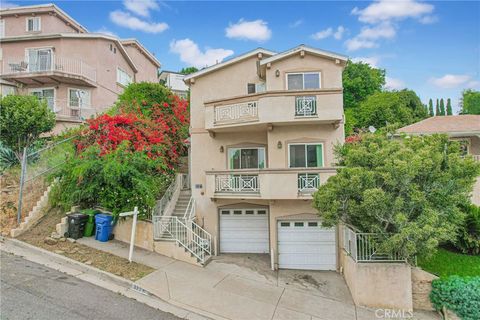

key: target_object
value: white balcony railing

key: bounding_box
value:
[473,155,480,162]
[37,97,93,121]
[295,96,317,117]
[298,173,320,193]
[4,55,97,82]
[215,174,259,193]
[214,101,258,124]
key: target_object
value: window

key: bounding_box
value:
[289,143,324,168]
[287,72,321,90]
[69,88,90,109]
[228,147,266,169]
[280,222,290,227]
[257,210,266,215]
[247,83,266,94]
[26,17,41,32]
[221,210,230,215]
[245,210,254,215]
[30,88,55,111]
[0,20,4,38]
[294,222,304,227]
[233,210,242,215]
[308,222,318,227]
[117,68,132,86]
[27,48,53,72]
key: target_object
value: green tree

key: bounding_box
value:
[343,60,386,110]
[460,89,480,114]
[439,98,445,115]
[179,67,198,75]
[354,90,429,130]
[428,98,434,117]
[313,134,480,261]
[0,95,55,160]
[435,99,440,116]
[446,98,453,115]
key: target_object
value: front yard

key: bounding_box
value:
[418,247,480,277]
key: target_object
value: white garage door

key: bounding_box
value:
[278,221,336,270]
[220,208,269,253]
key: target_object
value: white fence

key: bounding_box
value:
[295,96,317,117]
[4,55,97,82]
[343,225,405,263]
[298,173,319,193]
[214,101,258,124]
[215,174,259,193]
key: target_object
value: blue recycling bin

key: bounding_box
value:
[95,214,113,242]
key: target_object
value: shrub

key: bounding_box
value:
[430,276,480,320]
[50,143,170,217]
[455,204,480,255]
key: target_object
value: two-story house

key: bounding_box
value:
[185,45,347,270]
[159,70,189,99]
[0,3,160,133]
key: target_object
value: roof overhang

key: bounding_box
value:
[259,45,348,66]
[120,38,161,68]
[0,3,88,33]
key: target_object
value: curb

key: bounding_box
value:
[0,237,209,320]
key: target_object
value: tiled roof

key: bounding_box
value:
[398,115,480,134]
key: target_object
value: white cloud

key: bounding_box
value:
[110,10,168,33]
[385,76,406,90]
[352,0,434,24]
[123,0,159,17]
[312,28,333,40]
[333,26,346,40]
[0,1,18,9]
[289,19,303,28]
[419,15,439,24]
[94,27,118,37]
[430,74,475,89]
[170,38,234,68]
[312,26,345,41]
[357,22,396,40]
[351,56,381,68]
[225,19,272,42]
[345,38,378,51]
[467,80,480,89]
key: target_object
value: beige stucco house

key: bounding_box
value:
[184,45,348,270]
[398,115,480,205]
[0,3,160,133]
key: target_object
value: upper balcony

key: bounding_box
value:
[2,55,97,87]
[205,168,337,200]
[204,89,343,132]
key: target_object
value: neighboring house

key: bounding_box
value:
[398,115,480,205]
[184,45,347,270]
[158,70,189,99]
[0,3,160,133]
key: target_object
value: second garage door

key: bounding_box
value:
[278,220,336,270]
[220,208,269,253]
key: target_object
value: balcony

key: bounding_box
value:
[205,89,343,132]
[206,168,337,199]
[2,56,97,87]
[39,97,95,122]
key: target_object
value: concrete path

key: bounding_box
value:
[1,252,181,320]
[77,238,440,320]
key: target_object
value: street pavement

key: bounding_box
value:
[0,252,181,320]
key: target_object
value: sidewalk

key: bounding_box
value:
[78,238,439,320]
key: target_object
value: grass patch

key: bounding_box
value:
[418,247,480,277]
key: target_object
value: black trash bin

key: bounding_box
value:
[67,213,89,239]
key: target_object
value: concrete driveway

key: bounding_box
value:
[136,253,357,320]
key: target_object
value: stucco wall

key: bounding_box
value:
[411,267,437,311]
[113,218,154,252]
[1,13,79,37]
[122,44,158,83]
[341,252,413,311]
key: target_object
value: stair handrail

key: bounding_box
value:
[152,175,180,218]
[183,196,195,221]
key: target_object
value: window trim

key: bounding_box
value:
[0,20,5,38]
[26,16,41,32]
[227,146,266,170]
[29,87,56,112]
[288,142,325,168]
[286,72,321,90]
[68,87,91,109]
[116,67,132,87]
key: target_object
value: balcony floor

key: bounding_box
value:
[1,71,97,87]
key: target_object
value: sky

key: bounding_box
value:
[2,0,480,113]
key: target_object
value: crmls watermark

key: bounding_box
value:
[375,309,414,319]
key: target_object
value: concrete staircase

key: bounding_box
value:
[171,190,191,218]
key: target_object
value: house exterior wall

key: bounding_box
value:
[189,48,346,267]
[1,12,80,37]
[122,44,158,83]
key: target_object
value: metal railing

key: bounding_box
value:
[183,197,195,221]
[298,173,320,193]
[473,155,480,162]
[180,173,190,190]
[214,101,258,124]
[4,55,97,82]
[295,96,317,117]
[343,225,405,263]
[36,97,93,121]
[151,175,179,219]
[215,174,259,193]
[152,215,212,264]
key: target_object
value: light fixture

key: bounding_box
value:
[277,141,282,149]
[275,70,280,77]
[219,146,224,153]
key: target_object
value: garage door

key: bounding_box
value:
[278,221,336,270]
[220,208,269,253]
